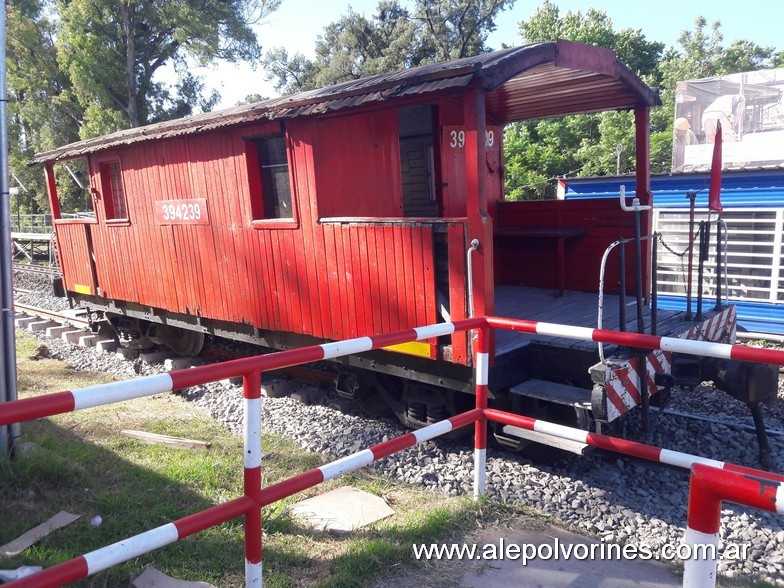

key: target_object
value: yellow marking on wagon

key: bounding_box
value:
[73,284,92,294]
[383,341,433,358]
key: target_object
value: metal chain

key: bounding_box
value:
[658,230,699,296]
[659,230,698,258]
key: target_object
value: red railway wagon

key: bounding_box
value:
[32,41,743,452]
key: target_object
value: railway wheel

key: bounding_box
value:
[165,329,205,357]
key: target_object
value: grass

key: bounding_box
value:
[1,331,504,587]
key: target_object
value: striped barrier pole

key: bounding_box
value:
[485,316,784,367]
[0,319,486,429]
[259,409,482,507]
[243,372,263,587]
[6,497,255,587]
[484,408,784,482]
[683,464,784,588]
[474,327,490,499]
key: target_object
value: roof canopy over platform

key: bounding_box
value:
[31,39,660,165]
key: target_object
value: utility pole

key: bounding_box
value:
[0,3,20,455]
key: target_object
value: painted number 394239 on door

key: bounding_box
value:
[154,199,210,225]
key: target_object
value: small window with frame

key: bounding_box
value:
[49,157,95,221]
[245,133,295,224]
[98,160,128,221]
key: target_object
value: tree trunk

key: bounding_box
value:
[119,2,140,127]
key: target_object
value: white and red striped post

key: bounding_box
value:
[243,371,263,586]
[474,327,490,499]
[485,316,784,368]
[6,497,255,587]
[684,464,784,588]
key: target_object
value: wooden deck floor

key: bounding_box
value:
[493,285,689,357]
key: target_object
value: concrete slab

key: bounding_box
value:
[140,350,169,364]
[95,339,119,352]
[46,325,73,338]
[78,334,99,347]
[291,486,395,534]
[459,526,680,588]
[62,329,87,344]
[27,320,57,333]
[164,358,192,371]
[14,316,36,329]
[116,347,140,360]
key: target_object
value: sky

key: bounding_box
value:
[194,0,782,108]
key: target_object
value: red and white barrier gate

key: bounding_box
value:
[2,315,784,587]
[684,464,784,588]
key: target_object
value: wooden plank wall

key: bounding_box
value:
[55,223,95,294]
[494,199,640,294]
[55,117,437,343]
[310,111,404,218]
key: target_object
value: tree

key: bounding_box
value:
[415,0,515,62]
[658,17,775,90]
[507,5,780,200]
[262,0,515,94]
[6,0,83,213]
[57,0,281,134]
[507,1,665,198]
[519,1,663,81]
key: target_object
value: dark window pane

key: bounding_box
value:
[254,135,293,220]
[109,162,127,219]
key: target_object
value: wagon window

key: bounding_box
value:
[250,135,293,220]
[99,161,128,220]
[50,157,94,220]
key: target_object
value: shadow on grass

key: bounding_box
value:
[0,418,296,587]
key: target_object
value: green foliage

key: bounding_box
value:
[262,0,515,94]
[519,1,664,81]
[56,0,279,132]
[6,0,281,218]
[507,4,780,199]
[6,0,82,213]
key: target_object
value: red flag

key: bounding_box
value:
[708,120,723,213]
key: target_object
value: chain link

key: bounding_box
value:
[658,230,699,296]
[659,230,698,258]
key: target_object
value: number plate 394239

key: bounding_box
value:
[154,199,209,225]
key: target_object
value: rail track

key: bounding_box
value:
[12,261,60,276]
[13,300,333,386]
[13,296,784,446]
[10,287,784,583]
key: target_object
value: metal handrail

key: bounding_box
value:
[5,315,784,587]
[597,234,658,363]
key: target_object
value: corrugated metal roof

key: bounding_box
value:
[31,40,660,165]
[564,168,784,208]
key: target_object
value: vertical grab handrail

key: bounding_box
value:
[597,234,657,363]
[714,219,729,310]
[466,239,480,318]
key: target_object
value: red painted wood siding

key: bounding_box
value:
[311,111,404,218]
[55,223,96,294]
[494,199,643,294]
[54,117,439,349]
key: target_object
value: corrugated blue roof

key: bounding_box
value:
[564,169,784,208]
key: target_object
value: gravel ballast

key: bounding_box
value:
[13,290,784,585]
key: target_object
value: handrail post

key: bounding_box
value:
[651,233,658,336]
[684,191,697,321]
[243,371,263,587]
[696,222,709,322]
[714,220,725,311]
[473,326,490,499]
[619,242,627,334]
